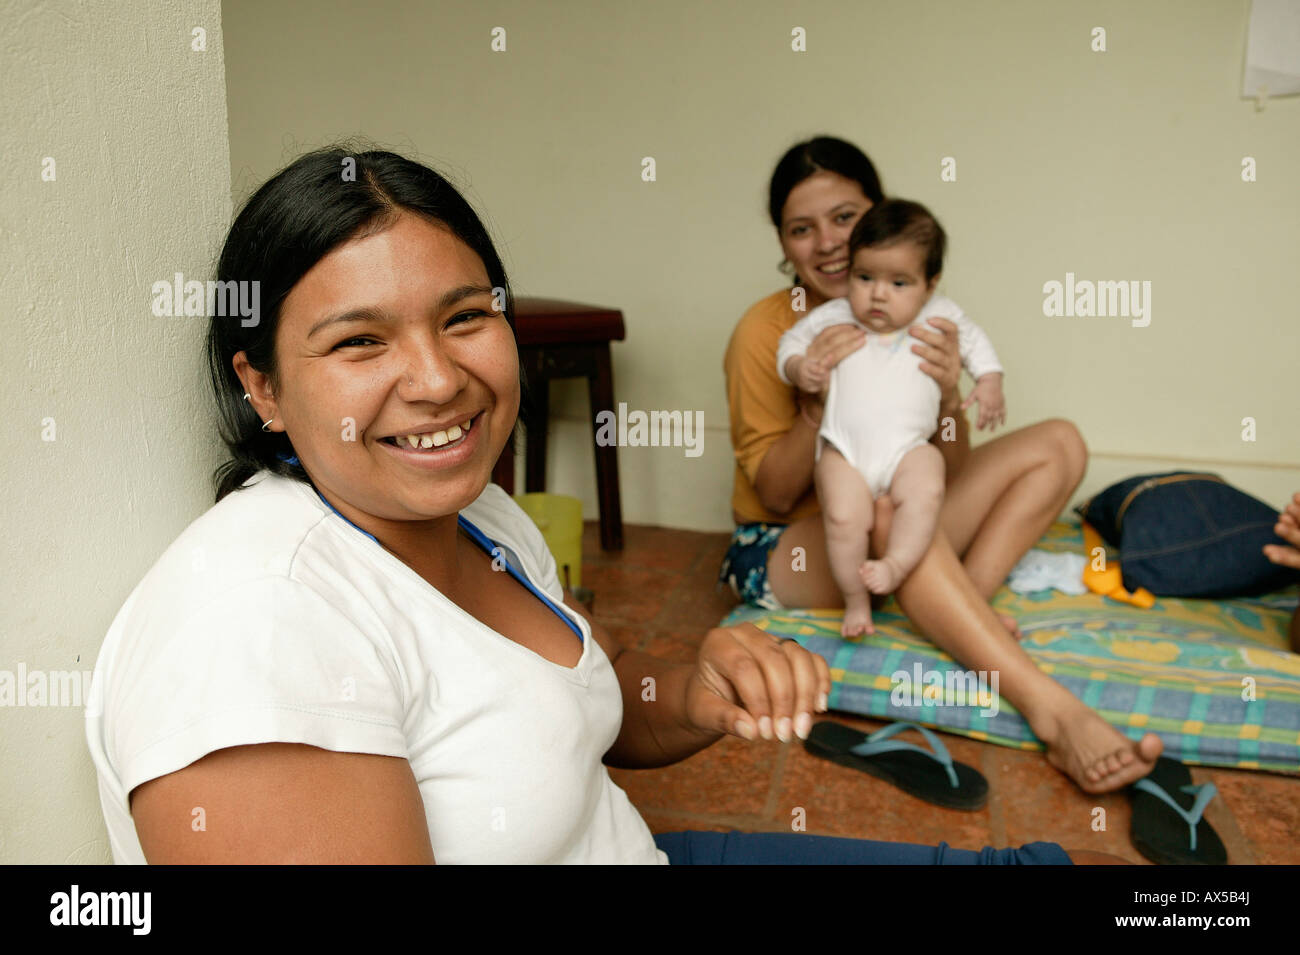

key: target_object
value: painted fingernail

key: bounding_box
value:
[776,717,792,742]
[734,720,755,741]
[817,692,829,712]
[794,712,813,739]
[759,716,773,740]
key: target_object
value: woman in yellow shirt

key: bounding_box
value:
[722,136,1163,795]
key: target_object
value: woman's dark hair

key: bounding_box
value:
[206,144,523,502]
[767,135,886,230]
[849,198,947,281]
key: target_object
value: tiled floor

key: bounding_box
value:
[582,521,1300,865]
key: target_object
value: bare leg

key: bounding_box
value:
[771,515,1162,791]
[768,419,1155,792]
[940,419,1088,598]
[767,496,1163,791]
[890,530,1162,793]
[861,444,944,594]
[764,502,891,610]
[775,420,1084,614]
[814,446,875,636]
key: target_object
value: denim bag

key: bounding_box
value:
[1076,471,1298,598]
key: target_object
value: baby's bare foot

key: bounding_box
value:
[841,595,874,637]
[999,614,1023,640]
[860,556,903,594]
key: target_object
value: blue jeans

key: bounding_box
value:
[1077,470,1299,597]
[654,830,1072,865]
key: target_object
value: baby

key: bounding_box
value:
[777,199,1006,636]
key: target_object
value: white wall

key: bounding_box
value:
[0,1,232,863]
[223,0,1300,530]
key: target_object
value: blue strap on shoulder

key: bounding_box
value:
[849,722,960,789]
[306,477,584,646]
[313,488,380,545]
[457,514,585,645]
[1132,778,1218,852]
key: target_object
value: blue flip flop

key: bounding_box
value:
[1129,757,1226,865]
[804,720,988,811]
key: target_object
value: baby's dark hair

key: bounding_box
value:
[848,199,946,282]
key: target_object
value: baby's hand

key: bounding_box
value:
[963,373,1006,431]
[789,355,830,396]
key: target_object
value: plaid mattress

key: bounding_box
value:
[718,520,1300,773]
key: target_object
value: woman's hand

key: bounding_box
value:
[910,317,963,414]
[788,355,831,396]
[684,623,831,743]
[789,323,866,420]
[807,323,867,377]
[1264,492,1300,570]
[1265,492,1300,653]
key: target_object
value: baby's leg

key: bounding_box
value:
[814,444,876,636]
[861,443,946,594]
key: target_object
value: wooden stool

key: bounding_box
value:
[491,297,626,551]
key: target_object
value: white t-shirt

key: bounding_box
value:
[84,470,668,865]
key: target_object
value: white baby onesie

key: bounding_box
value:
[776,294,1002,496]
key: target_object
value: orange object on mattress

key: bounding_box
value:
[1081,521,1156,609]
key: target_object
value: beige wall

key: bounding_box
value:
[1,1,232,862]
[224,0,1299,530]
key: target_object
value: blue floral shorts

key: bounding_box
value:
[718,522,788,610]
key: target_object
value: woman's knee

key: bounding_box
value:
[1039,417,1088,488]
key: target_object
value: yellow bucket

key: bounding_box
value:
[514,493,583,590]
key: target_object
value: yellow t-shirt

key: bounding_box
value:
[723,288,822,526]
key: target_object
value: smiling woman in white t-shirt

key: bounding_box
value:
[84,146,1107,865]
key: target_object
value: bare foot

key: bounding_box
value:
[998,614,1023,640]
[841,594,874,637]
[860,555,903,594]
[1030,700,1163,794]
